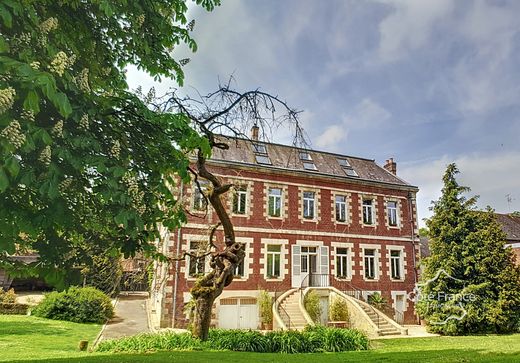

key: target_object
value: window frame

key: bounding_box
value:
[335,247,350,279]
[192,181,209,211]
[335,195,347,222]
[267,187,283,218]
[232,186,248,215]
[188,241,207,278]
[362,198,375,225]
[266,244,282,279]
[302,191,316,220]
[363,248,377,280]
[390,249,403,280]
[387,200,399,227]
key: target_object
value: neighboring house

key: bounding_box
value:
[150,129,420,334]
[495,213,520,265]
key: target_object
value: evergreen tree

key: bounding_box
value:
[417,164,520,334]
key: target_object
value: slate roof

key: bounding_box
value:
[495,213,520,242]
[210,136,416,189]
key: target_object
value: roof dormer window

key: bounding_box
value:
[299,151,312,161]
[253,143,267,154]
[303,161,317,170]
[337,158,359,177]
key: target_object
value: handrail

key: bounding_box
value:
[341,280,382,329]
[278,302,293,330]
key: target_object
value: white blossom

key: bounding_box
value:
[38,146,51,165]
[48,51,69,77]
[40,17,58,33]
[52,120,64,138]
[0,87,16,114]
[0,120,25,149]
[79,114,89,130]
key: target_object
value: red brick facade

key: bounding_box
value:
[152,158,420,328]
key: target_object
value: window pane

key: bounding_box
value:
[253,143,267,154]
[267,245,281,252]
[274,254,280,277]
[303,161,317,170]
[255,155,271,164]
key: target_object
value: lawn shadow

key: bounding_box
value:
[0,320,97,337]
[7,349,520,363]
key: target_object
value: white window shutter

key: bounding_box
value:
[292,245,301,276]
[320,246,329,275]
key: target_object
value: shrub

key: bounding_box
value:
[368,293,387,311]
[96,331,201,353]
[0,288,17,303]
[33,286,113,324]
[258,290,273,325]
[329,296,349,322]
[304,326,369,352]
[207,329,270,352]
[304,290,321,323]
[96,328,369,354]
[0,303,29,315]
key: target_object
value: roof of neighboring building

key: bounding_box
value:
[495,213,520,242]
[210,136,417,189]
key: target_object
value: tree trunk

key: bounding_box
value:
[192,295,215,341]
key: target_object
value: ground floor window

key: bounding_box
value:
[266,245,281,278]
[364,248,376,280]
[335,247,350,278]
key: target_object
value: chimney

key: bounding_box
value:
[384,158,397,175]
[251,125,259,141]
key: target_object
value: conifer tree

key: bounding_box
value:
[417,164,520,334]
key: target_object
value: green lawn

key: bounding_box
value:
[1,315,519,362]
[0,315,101,362]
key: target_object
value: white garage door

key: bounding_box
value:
[218,297,259,330]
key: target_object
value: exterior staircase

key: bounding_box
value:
[276,290,311,330]
[359,304,402,336]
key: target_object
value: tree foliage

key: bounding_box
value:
[0,1,218,287]
[417,164,520,334]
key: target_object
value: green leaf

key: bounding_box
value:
[114,211,128,228]
[0,35,8,52]
[0,4,12,28]
[0,167,9,192]
[55,92,72,118]
[4,156,20,178]
[23,90,40,113]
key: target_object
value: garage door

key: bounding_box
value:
[218,297,259,330]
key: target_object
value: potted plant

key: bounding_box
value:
[258,290,273,330]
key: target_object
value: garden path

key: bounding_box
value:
[99,292,150,341]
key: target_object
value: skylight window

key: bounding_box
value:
[255,154,272,165]
[337,158,350,167]
[344,168,358,177]
[303,161,317,170]
[299,151,312,161]
[337,158,358,177]
[253,143,267,154]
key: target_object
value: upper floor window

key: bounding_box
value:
[364,248,376,280]
[193,180,209,211]
[188,241,206,277]
[268,187,282,217]
[232,186,247,215]
[362,198,375,225]
[390,250,402,280]
[234,257,245,277]
[299,151,312,160]
[335,195,347,222]
[387,201,398,226]
[266,244,281,278]
[303,191,316,219]
[336,247,350,279]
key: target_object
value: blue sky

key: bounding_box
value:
[127,0,520,225]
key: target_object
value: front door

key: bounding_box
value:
[291,244,329,288]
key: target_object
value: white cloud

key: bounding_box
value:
[376,0,454,62]
[400,151,520,227]
[343,98,391,129]
[315,125,348,151]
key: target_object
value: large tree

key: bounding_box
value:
[161,86,303,340]
[417,164,520,334]
[0,1,218,287]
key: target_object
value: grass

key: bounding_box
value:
[0,314,519,362]
[0,315,101,362]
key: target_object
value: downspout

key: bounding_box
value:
[172,179,184,327]
[407,191,420,324]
